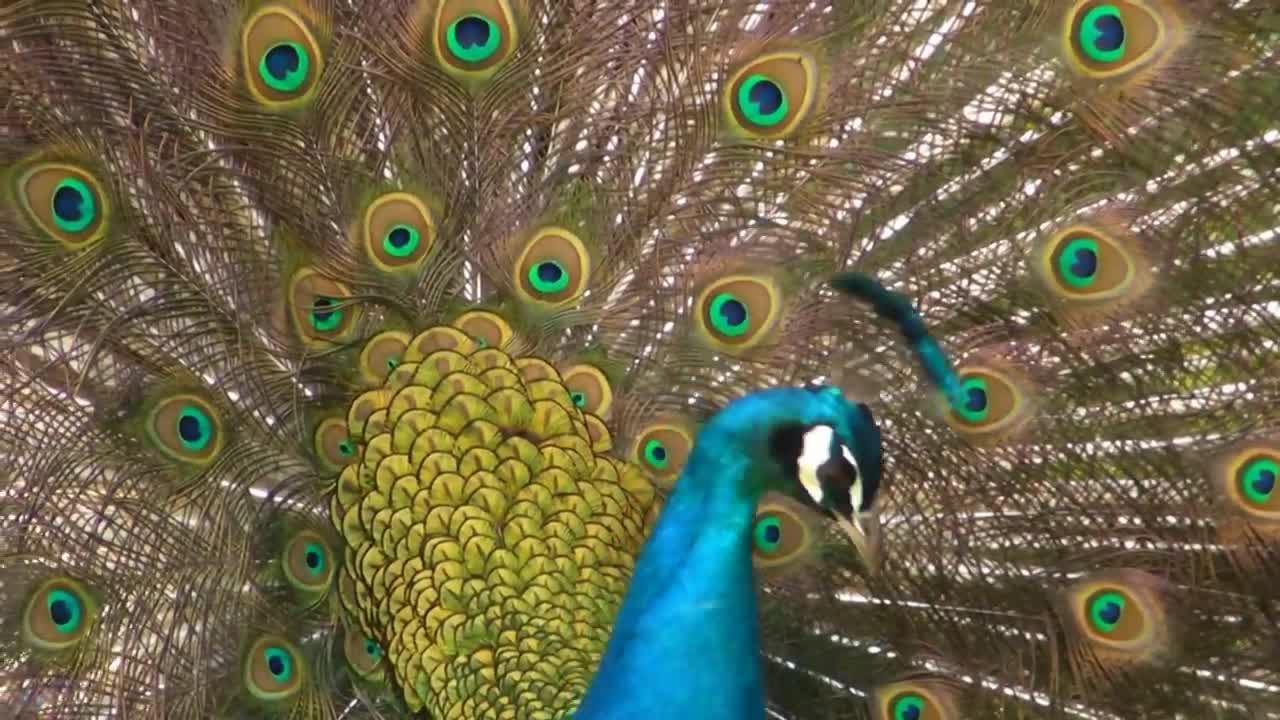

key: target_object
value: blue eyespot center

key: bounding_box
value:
[53,186,87,224]
[268,654,285,676]
[49,598,72,626]
[388,227,411,248]
[1254,469,1276,495]
[455,16,491,49]
[749,79,783,115]
[651,445,666,461]
[1093,14,1125,52]
[265,44,300,81]
[537,262,563,284]
[178,415,202,442]
[718,298,747,327]
[312,297,335,322]
[1070,247,1098,279]
[1098,600,1121,624]
[965,387,988,413]
[763,523,781,544]
[305,550,320,569]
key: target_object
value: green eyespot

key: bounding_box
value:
[753,515,783,554]
[383,224,421,258]
[736,74,789,128]
[50,178,96,233]
[447,14,501,64]
[708,292,750,337]
[258,41,311,93]
[1088,590,1126,633]
[310,297,343,332]
[892,694,925,720]
[1240,456,1278,505]
[176,404,214,451]
[1057,236,1099,288]
[955,376,990,424]
[529,260,570,293]
[643,439,669,469]
[1079,5,1126,64]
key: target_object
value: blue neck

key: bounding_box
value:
[575,426,765,720]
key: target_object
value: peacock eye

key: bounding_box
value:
[1088,590,1126,633]
[695,274,782,353]
[447,14,501,64]
[357,330,411,386]
[736,73,789,128]
[176,404,215,451]
[383,224,421,258]
[891,693,925,720]
[288,269,358,345]
[455,310,514,349]
[643,439,669,469]
[17,162,111,249]
[303,543,325,575]
[1057,236,1099,288]
[241,6,324,107]
[1240,456,1278,505]
[51,178,97,233]
[513,227,591,305]
[632,421,694,485]
[343,628,385,679]
[955,376,990,424]
[148,394,224,465]
[46,589,84,634]
[528,260,569,293]
[23,578,97,652]
[941,364,1037,446]
[1079,5,1126,63]
[259,41,311,93]
[310,297,343,332]
[245,636,304,702]
[708,292,751,337]
[724,50,819,139]
[752,515,784,554]
[265,646,293,680]
[282,529,335,601]
[561,364,614,418]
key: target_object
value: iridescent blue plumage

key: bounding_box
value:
[577,386,878,720]
[577,273,959,719]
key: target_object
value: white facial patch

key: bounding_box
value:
[796,425,862,511]
[797,425,834,504]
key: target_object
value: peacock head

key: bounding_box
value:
[702,383,884,572]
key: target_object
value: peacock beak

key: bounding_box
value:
[834,508,882,575]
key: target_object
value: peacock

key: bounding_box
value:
[2,0,1279,718]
